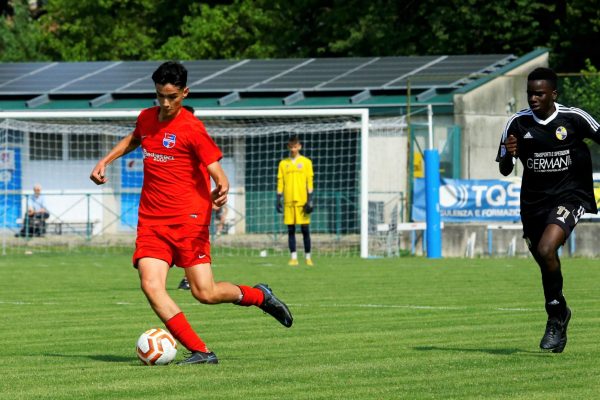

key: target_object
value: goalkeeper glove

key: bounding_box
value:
[303,192,314,214]
[276,194,283,213]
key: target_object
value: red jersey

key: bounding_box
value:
[132,107,222,226]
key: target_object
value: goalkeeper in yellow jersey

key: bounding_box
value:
[277,135,314,266]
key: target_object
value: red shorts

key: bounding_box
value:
[132,224,211,268]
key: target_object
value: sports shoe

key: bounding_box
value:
[176,351,218,365]
[540,307,571,353]
[306,258,314,266]
[178,278,190,290]
[254,283,293,328]
[288,258,298,266]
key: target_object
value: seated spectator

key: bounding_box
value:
[17,184,49,237]
[213,204,228,236]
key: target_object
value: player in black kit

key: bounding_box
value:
[497,67,600,353]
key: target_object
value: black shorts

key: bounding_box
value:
[521,203,586,249]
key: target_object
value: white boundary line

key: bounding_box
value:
[0,300,537,312]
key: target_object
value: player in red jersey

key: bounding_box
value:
[90,61,293,365]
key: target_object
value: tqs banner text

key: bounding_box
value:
[412,178,521,222]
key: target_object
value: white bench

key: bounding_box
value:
[16,217,99,236]
[46,219,98,236]
[377,222,444,255]
[486,224,523,256]
[486,223,577,257]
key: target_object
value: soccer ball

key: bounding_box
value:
[136,328,178,365]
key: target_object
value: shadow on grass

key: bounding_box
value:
[414,346,546,356]
[45,353,136,363]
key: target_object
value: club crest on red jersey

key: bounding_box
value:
[163,133,176,148]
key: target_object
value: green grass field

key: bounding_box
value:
[1,253,600,399]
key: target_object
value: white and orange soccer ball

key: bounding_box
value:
[136,328,178,365]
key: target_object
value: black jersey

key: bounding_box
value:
[496,103,600,216]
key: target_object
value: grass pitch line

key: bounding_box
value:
[309,304,536,312]
[311,303,467,310]
[0,300,536,312]
[0,300,59,305]
[292,303,534,312]
[112,302,466,310]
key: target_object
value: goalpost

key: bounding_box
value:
[0,108,413,258]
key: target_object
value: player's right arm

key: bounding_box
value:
[499,135,517,176]
[90,133,141,185]
[497,118,518,176]
[276,161,284,212]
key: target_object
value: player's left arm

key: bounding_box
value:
[207,161,229,207]
[577,108,600,144]
[306,158,314,196]
[304,158,314,213]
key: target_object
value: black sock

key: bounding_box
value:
[287,225,296,253]
[541,268,568,319]
[301,224,311,254]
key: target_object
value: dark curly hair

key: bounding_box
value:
[527,67,558,90]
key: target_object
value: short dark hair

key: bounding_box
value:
[152,61,188,88]
[288,135,301,145]
[527,67,558,90]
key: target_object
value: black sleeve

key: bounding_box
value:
[496,116,517,163]
[575,108,600,144]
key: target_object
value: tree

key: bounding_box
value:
[547,0,600,72]
[154,0,278,60]
[562,60,600,169]
[1,0,600,72]
[38,0,161,61]
[562,61,600,119]
[0,1,49,62]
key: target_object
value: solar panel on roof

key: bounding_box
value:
[407,55,513,88]
[0,54,518,102]
[61,61,159,94]
[0,62,55,93]
[0,62,114,95]
[118,60,239,93]
[193,59,311,91]
[321,56,441,90]
[255,58,373,90]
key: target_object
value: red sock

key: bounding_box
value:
[165,312,209,353]
[237,285,265,307]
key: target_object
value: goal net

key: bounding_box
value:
[0,109,408,258]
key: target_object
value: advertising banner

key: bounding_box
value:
[412,177,521,222]
[0,148,22,228]
[120,149,143,228]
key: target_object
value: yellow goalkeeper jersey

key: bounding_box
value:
[277,155,313,205]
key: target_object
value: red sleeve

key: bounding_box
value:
[132,108,153,139]
[191,119,222,166]
[132,119,142,139]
